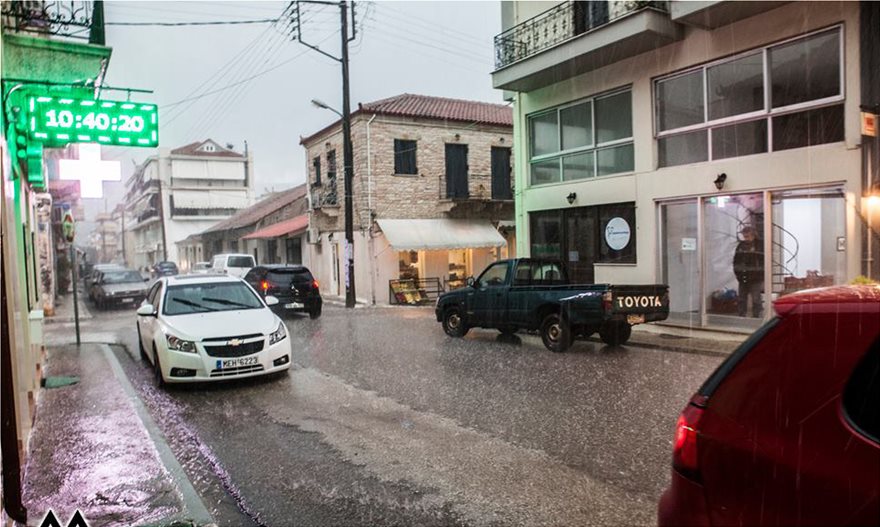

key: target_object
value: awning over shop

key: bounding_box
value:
[377,219,506,251]
[242,214,309,240]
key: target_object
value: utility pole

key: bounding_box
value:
[292,0,357,308]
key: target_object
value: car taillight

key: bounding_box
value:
[673,397,706,482]
[312,279,320,290]
[261,280,269,291]
[602,291,613,312]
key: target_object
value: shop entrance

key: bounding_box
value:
[658,186,846,329]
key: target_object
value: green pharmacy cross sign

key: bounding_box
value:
[26,95,158,147]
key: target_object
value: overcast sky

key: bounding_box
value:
[96,0,503,206]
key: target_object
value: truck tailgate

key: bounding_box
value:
[609,285,670,322]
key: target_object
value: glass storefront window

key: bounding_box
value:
[771,188,846,296]
[661,201,699,325]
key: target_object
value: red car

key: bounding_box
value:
[659,285,879,526]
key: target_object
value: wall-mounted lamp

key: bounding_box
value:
[566,192,577,205]
[325,142,332,149]
[714,173,727,191]
[499,137,505,143]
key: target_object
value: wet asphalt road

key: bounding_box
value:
[87,303,723,526]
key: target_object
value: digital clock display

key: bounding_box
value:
[26,95,159,148]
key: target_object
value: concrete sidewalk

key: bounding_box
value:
[23,297,213,527]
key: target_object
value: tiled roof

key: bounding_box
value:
[171,139,244,158]
[202,184,307,234]
[300,93,512,144]
[242,214,309,239]
[361,94,512,126]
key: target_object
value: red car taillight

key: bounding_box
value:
[602,291,613,312]
[312,279,320,290]
[673,396,706,482]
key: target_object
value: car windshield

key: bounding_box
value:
[228,256,255,268]
[162,282,264,316]
[101,271,143,284]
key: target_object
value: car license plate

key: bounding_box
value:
[627,314,645,325]
[121,298,135,303]
[220,356,259,369]
[284,302,304,309]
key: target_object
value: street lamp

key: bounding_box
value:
[311,95,356,308]
[311,99,342,118]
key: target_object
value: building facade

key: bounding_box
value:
[181,184,309,271]
[494,0,880,330]
[123,139,254,271]
[301,94,515,305]
[1,2,111,521]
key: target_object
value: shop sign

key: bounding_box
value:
[681,238,697,251]
[604,217,631,251]
[27,94,159,147]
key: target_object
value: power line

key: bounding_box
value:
[105,18,280,27]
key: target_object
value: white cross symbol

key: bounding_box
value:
[59,143,121,199]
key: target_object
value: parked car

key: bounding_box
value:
[244,264,322,319]
[152,261,179,278]
[85,263,124,301]
[136,274,292,386]
[91,268,148,309]
[658,285,879,526]
[211,253,256,278]
[190,262,212,274]
[435,258,669,351]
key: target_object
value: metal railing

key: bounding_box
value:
[311,181,338,208]
[438,173,513,201]
[1,0,105,45]
[389,278,443,305]
[494,0,668,69]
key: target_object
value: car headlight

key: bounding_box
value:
[166,333,197,353]
[269,322,287,345]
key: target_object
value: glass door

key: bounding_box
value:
[660,201,700,326]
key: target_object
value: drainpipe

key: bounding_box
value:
[366,114,377,305]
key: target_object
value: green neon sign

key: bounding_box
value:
[26,95,158,147]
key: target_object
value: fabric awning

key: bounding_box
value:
[242,214,309,240]
[377,219,506,251]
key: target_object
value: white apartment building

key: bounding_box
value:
[123,139,254,270]
[494,1,880,331]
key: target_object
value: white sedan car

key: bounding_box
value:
[136,275,292,385]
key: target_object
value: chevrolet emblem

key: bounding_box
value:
[228,338,242,347]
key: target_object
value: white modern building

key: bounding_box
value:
[494,0,880,330]
[123,139,254,270]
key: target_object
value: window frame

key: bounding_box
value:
[527,86,634,187]
[393,138,418,175]
[653,25,844,166]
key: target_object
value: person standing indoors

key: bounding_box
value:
[733,226,764,318]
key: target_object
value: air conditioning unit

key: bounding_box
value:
[306,227,321,245]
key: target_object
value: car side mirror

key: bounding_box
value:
[143,277,150,282]
[264,295,280,307]
[137,304,157,317]
[467,276,476,288]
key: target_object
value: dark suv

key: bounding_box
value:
[244,264,322,319]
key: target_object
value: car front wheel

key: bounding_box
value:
[153,344,166,388]
[541,313,571,353]
[442,307,469,338]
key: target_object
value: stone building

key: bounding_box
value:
[301,93,515,305]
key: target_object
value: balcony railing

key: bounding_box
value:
[494,0,668,70]
[1,0,105,45]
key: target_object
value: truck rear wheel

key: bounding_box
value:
[599,322,632,347]
[442,307,469,338]
[541,313,571,353]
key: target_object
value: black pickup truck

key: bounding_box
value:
[435,258,669,352]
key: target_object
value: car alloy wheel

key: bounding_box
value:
[442,307,469,338]
[541,313,571,353]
